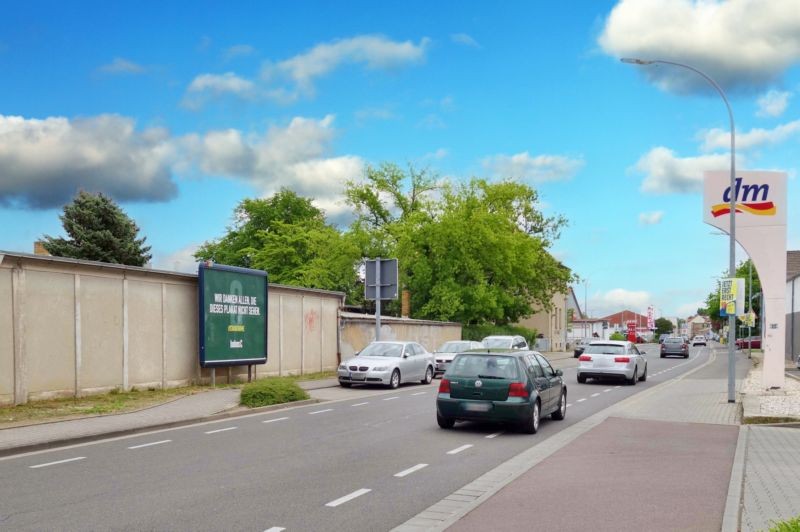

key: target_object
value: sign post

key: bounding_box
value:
[365,258,399,341]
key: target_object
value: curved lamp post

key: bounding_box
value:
[621,57,737,403]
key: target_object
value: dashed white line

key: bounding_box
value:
[566,403,573,408]
[576,398,587,403]
[591,393,600,398]
[262,417,289,424]
[485,432,504,439]
[447,444,473,455]
[411,392,427,396]
[603,388,612,393]
[30,456,86,469]
[325,488,372,507]
[394,463,429,477]
[351,402,369,407]
[205,427,237,434]
[383,397,399,401]
[309,409,333,415]
[264,528,285,532]
[614,386,621,389]
[127,439,171,450]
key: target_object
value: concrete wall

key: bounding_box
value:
[339,312,461,358]
[0,252,345,405]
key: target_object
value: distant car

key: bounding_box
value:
[436,350,566,434]
[577,340,647,385]
[661,337,689,358]
[658,334,670,344]
[482,335,529,350]
[338,341,435,389]
[433,340,484,376]
[692,336,707,347]
[736,336,762,349]
[573,338,592,358]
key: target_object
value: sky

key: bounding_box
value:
[1,0,799,319]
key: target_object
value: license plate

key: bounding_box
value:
[464,403,492,412]
[350,372,366,381]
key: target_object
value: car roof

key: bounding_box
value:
[482,335,515,340]
[588,340,630,346]
[458,348,543,358]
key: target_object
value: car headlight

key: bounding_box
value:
[338,364,346,370]
[373,366,388,371]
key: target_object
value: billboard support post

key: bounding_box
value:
[375,257,381,341]
[364,258,399,342]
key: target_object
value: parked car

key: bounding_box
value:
[577,340,647,385]
[573,338,591,358]
[692,335,707,347]
[735,336,762,349]
[338,341,435,389]
[433,340,484,376]
[482,335,529,350]
[436,350,566,434]
[661,337,689,358]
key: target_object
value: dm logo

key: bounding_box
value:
[711,177,776,218]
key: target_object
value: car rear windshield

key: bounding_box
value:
[665,338,683,344]
[584,344,625,355]
[483,337,512,348]
[448,355,519,379]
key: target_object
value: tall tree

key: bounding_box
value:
[42,191,152,266]
[654,317,674,336]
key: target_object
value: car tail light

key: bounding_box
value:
[439,379,451,393]
[660,344,665,351]
[508,382,529,398]
[614,357,630,363]
[682,344,688,349]
[578,354,592,361]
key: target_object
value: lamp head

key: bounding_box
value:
[620,57,654,65]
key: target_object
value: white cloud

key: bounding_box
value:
[354,106,396,124]
[0,114,178,209]
[676,301,704,318]
[757,89,791,117]
[98,57,145,75]
[262,35,429,97]
[224,44,255,61]
[182,72,257,108]
[590,288,652,317]
[153,243,200,273]
[418,114,446,129]
[422,148,448,161]
[638,211,664,225]
[482,152,584,183]
[699,120,800,151]
[451,33,480,48]
[635,147,734,194]
[599,0,800,92]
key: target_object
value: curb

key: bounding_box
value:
[393,346,721,532]
[722,425,749,532]
[0,398,321,458]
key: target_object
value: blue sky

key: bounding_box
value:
[1,0,799,318]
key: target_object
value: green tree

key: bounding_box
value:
[700,259,761,334]
[654,317,673,336]
[42,191,152,266]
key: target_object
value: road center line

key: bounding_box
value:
[309,409,333,415]
[447,444,473,455]
[411,392,427,396]
[591,393,600,398]
[576,398,587,403]
[262,417,289,424]
[394,463,429,477]
[603,388,612,392]
[128,439,171,450]
[383,397,399,401]
[614,386,621,389]
[485,432,503,439]
[566,403,572,408]
[325,488,372,507]
[30,456,86,469]
[205,427,237,434]
[351,402,369,407]
[264,527,285,532]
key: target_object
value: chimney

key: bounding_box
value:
[33,241,50,256]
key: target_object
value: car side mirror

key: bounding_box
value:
[555,369,563,377]
[403,353,409,358]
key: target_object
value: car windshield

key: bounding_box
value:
[438,342,473,353]
[584,344,625,355]
[448,355,519,379]
[359,343,403,357]
[483,337,512,348]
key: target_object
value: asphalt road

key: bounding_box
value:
[0,344,714,531]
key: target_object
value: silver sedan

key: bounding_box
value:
[576,340,647,385]
[338,341,435,389]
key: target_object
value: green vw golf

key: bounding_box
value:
[436,350,566,434]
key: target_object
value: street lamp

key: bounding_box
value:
[621,57,737,404]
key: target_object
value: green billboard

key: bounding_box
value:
[198,263,268,367]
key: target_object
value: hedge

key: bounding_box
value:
[240,377,310,408]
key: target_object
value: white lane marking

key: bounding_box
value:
[30,456,86,469]
[566,403,572,408]
[309,409,334,415]
[576,398,587,403]
[447,444,473,455]
[411,392,427,396]
[127,439,171,450]
[351,402,369,407]
[591,393,600,398]
[394,463,429,477]
[264,527,285,532]
[614,386,621,389]
[262,417,289,424]
[485,432,503,439]
[205,426,237,434]
[603,388,612,393]
[325,488,372,507]
[383,397,399,401]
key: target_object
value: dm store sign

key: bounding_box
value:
[199,263,268,367]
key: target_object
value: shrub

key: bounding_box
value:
[462,324,539,346]
[240,377,309,408]
[609,332,626,341]
[768,516,800,532]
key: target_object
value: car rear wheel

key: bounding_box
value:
[421,366,433,384]
[626,366,637,386]
[340,382,352,388]
[639,364,647,382]
[577,374,586,383]
[437,413,455,429]
[521,401,540,434]
[552,390,566,420]
[389,369,400,389]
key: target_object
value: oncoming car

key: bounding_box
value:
[433,340,484,377]
[338,341,434,389]
[577,340,647,385]
[436,350,566,434]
